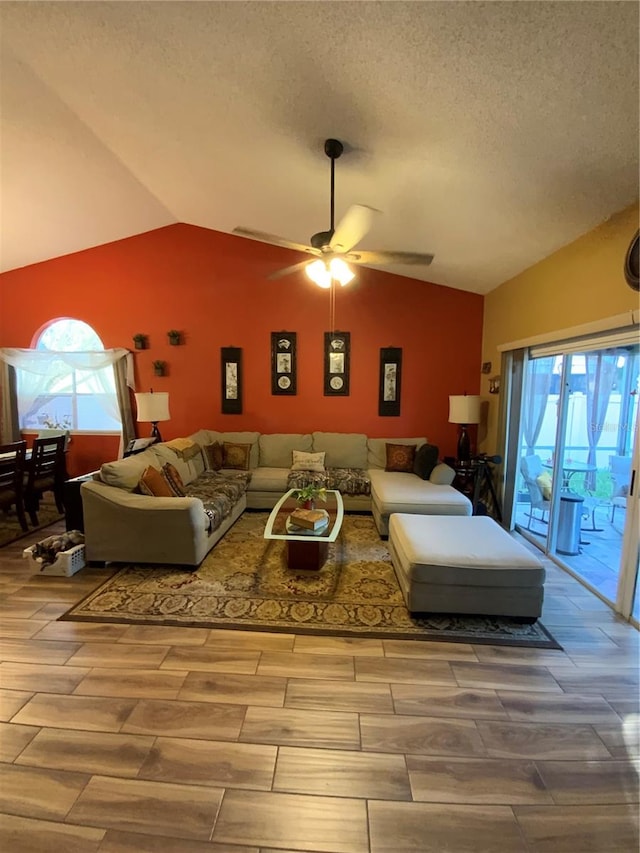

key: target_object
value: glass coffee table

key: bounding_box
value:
[264,489,344,571]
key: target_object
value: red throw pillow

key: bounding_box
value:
[385,443,417,473]
[138,466,176,497]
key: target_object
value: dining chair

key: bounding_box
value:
[0,440,29,532]
[23,434,66,526]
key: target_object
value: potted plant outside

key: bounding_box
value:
[291,484,327,510]
[133,333,148,350]
[152,360,166,376]
[167,330,182,346]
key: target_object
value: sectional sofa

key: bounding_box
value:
[81,430,471,566]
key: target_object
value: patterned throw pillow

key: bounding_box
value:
[138,466,177,497]
[291,450,326,472]
[385,443,417,473]
[203,441,224,471]
[162,463,186,496]
[223,442,252,470]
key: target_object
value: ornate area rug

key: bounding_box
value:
[0,498,65,548]
[63,513,561,648]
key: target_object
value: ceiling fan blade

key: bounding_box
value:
[233,227,318,256]
[329,205,379,253]
[267,260,313,281]
[347,249,435,266]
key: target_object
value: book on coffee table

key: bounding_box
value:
[289,508,327,531]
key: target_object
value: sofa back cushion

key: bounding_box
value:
[312,432,368,469]
[99,449,162,492]
[259,433,313,468]
[153,443,199,486]
[367,437,426,469]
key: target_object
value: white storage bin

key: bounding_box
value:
[23,543,86,577]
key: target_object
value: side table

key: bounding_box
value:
[63,471,99,532]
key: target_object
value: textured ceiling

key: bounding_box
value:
[1,1,638,294]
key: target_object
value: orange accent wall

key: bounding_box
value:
[1,224,484,474]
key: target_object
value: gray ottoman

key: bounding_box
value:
[388,514,545,620]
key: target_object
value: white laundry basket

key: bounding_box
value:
[23,543,86,577]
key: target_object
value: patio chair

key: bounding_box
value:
[0,440,28,531]
[520,454,551,530]
[609,455,632,523]
[23,435,66,526]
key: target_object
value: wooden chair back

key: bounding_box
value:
[0,440,28,530]
[26,435,66,492]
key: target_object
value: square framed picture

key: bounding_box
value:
[271,332,297,395]
[324,331,350,396]
[379,347,402,416]
[221,346,242,414]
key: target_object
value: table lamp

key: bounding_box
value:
[134,390,170,442]
[449,394,481,462]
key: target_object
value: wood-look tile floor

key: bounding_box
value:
[0,525,638,852]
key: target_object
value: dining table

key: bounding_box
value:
[543,459,597,491]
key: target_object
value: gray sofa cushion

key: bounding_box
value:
[259,433,313,468]
[312,432,368,469]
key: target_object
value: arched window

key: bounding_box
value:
[17,318,122,432]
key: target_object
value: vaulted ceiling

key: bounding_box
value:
[1,1,638,293]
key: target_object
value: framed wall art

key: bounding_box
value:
[221,346,242,414]
[324,331,350,396]
[379,347,402,416]
[271,332,297,395]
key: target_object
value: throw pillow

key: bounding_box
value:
[138,466,176,498]
[162,462,186,497]
[291,450,326,472]
[413,443,439,480]
[385,443,416,473]
[536,471,553,500]
[203,441,224,471]
[223,442,252,470]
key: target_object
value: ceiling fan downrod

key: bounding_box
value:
[311,138,344,251]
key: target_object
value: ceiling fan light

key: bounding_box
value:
[306,259,332,288]
[329,257,355,286]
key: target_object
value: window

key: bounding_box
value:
[17,318,122,432]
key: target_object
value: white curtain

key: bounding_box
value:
[0,348,134,426]
[0,349,135,456]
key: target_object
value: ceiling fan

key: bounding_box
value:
[233,138,435,287]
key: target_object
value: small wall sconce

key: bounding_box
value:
[489,375,501,394]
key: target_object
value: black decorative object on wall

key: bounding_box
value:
[271,332,297,395]
[324,331,350,396]
[221,347,242,414]
[379,347,402,416]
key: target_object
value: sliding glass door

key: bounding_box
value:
[512,340,639,621]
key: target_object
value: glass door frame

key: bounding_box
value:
[502,343,639,623]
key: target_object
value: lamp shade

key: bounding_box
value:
[448,395,481,425]
[135,392,170,423]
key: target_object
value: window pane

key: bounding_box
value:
[16,318,122,433]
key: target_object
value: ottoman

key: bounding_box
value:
[388,514,545,620]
